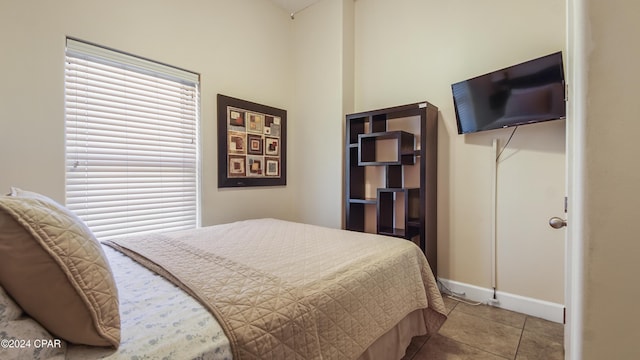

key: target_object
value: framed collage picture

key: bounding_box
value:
[217,94,286,187]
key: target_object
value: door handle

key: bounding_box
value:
[549,217,567,229]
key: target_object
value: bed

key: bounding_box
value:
[0,189,446,360]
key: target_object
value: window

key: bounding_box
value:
[65,38,200,240]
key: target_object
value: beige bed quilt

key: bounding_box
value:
[104,218,446,360]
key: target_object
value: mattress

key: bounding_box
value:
[6,218,445,359]
[66,246,233,359]
[104,218,447,360]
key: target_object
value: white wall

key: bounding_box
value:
[0,0,297,226]
[574,0,640,358]
[289,0,354,228]
[354,0,566,304]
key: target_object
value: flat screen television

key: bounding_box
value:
[452,52,566,135]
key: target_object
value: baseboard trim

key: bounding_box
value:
[438,278,564,323]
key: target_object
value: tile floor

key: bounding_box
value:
[402,294,564,360]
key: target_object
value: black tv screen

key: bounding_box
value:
[452,52,566,134]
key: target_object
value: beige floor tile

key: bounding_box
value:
[438,309,522,359]
[411,294,565,360]
[413,333,509,360]
[441,295,459,314]
[516,329,564,360]
[454,302,527,329]
[401,335,429,360]
[524,316,564,340]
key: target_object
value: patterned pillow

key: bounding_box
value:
[0,189,120,347]
[0,286,22,323]
[0,304,67,360]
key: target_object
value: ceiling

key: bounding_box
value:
[268,0,322,15]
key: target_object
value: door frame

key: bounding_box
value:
[565,0,586,358]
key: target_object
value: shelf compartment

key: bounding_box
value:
[346,201,376,233]
[347,146,366,200]
[348,197,377,205]
[371,114,387,132]
[376,188,420,240]
[346,116,368,145]
[358,131,415,166]
[378,227,419,239]
[346,202,366,233]
[386,165,403,188]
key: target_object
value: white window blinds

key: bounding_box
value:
[65,38,200,240]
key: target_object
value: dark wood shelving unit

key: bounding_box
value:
[358,131,416,166]
[345,101,438,276]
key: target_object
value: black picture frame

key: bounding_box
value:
[217,94,287,187]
